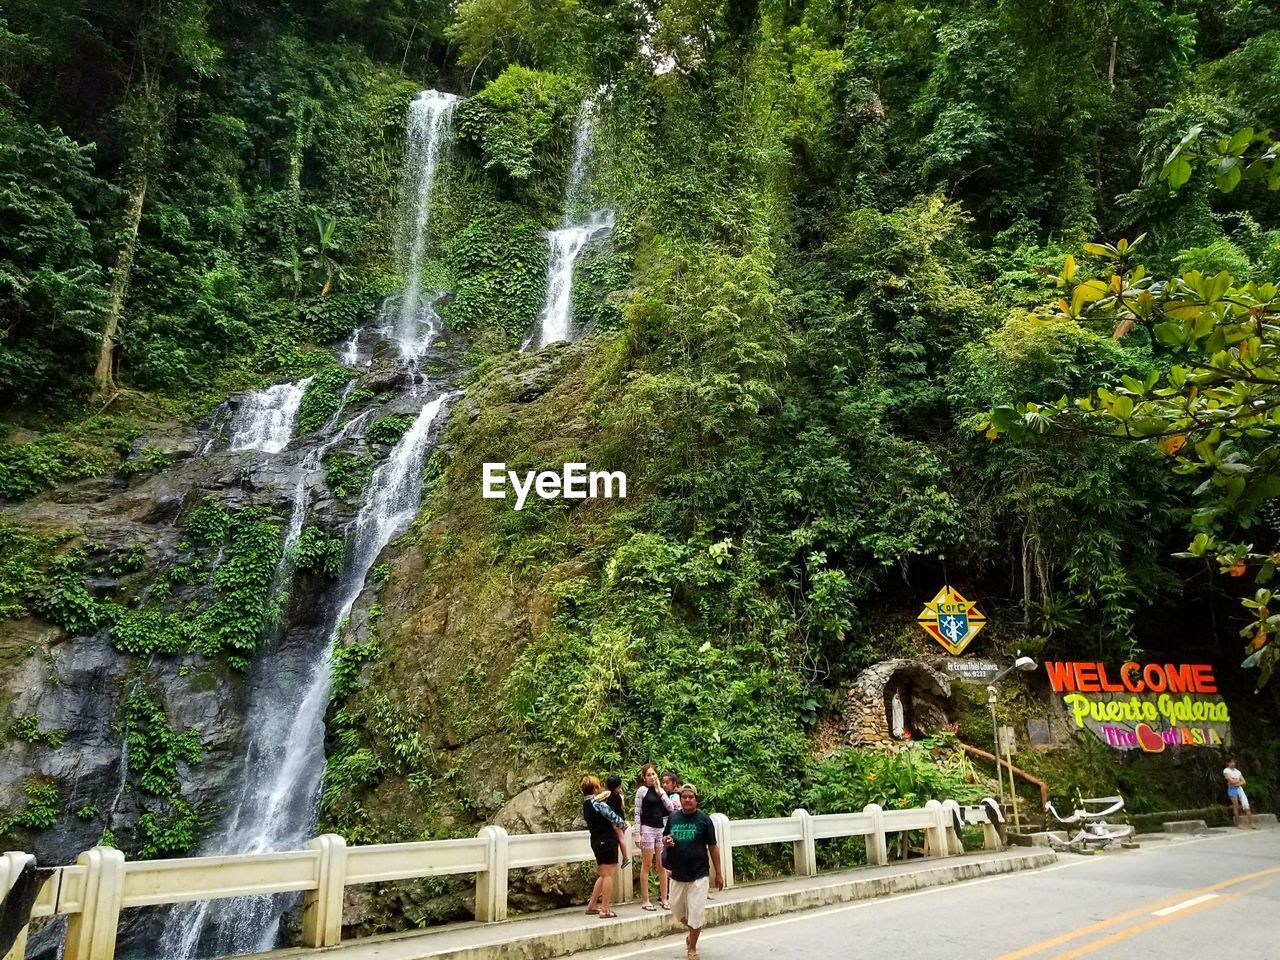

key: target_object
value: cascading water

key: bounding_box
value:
[339,327,361,367]
[528,212,616,349]
[279,407,372,574]
[394,90,459,357]
[158,393,455,959]
[227,377,312,454]
[527,95,614,349]
[159,88,465,960]
[564,95,599,220]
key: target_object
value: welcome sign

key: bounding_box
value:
[1044,661,1231,752]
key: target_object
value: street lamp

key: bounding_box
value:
[987,656,1037,808]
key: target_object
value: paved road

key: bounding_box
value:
[569,828,1280,960]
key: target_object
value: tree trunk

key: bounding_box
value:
[94,176,148,397]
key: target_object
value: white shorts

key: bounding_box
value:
[669,877,709,930]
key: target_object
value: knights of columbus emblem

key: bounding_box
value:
[917,586,987,655]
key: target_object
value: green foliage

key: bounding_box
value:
[804,737,985,814]
[296,366,355,436]
[124,684,202,796]
[5,713,67,746]
[0,105,113,407]
[365,414,415,447]
[0,415,143,500]
[983,237,1280,680]
[456,67,581,184]
[0,780,60,835]
[507,536,811,817]
[326,452,375,500]
[297,279,395,343]
[0,521,122,634]
[331,637,382,703]
[442,190,548,337]
[121,683,203,857]
[291,525,346,578]
[109,501,281,665]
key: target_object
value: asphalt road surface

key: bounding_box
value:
[570,828,1280,960]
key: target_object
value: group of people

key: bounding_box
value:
[580,764,724,960]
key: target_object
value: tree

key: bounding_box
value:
[93,0,220,398]
[983,128,1280,685]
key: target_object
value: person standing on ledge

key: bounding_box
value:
[1223,757,1259,829]
[662,784,724,960]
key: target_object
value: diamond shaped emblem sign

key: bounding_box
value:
[917,585,987,655]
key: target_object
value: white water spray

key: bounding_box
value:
[527,95,613,349]
[395,90,459,357]
[227,378,312,453]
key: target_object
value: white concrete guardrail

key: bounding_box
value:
[0,798,1002,960]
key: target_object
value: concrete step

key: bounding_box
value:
[1162,820,1209,834]
[1007,831,1068,848]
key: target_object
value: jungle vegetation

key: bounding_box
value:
[3,0,1280,839]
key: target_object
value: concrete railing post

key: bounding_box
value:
[64,846,125,960]
[980,796,1004,850]
[863,803,888,866]
[709,813,734,889]
[475,825,509,923]
[791,809,817,877]
[301,834,348,947]
[924,800,948,858]
[941,800,964,855]
[615,829,634,904]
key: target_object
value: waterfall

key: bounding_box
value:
[280,408,372,570]
[564,96,599,221]
[528,212,616,349]
[339,327,361,367]
[226,378,312,454]
[394,90,459,357]
[158,393,455,958]
[527,95,613,349]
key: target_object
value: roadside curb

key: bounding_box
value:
[261,850,1056,960]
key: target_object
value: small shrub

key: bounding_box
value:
[326,453,374,500]
[365,415,415,447]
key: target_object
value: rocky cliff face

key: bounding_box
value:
[0,327,470,870]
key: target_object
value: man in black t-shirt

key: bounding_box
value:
[662,784,724,960]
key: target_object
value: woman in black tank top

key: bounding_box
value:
[634,763,678,909]
[581,775,623,918]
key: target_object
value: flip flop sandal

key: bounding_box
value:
[598,911,619,919]
[641,903,657,911]
[659,900,669,909]
[585,907,599,915]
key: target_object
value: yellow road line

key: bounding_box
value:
[993,865,1280,960]
[1046,878,1274,960]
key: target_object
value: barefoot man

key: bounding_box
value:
[1223,756,1259,829]
[662,784,724,960]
